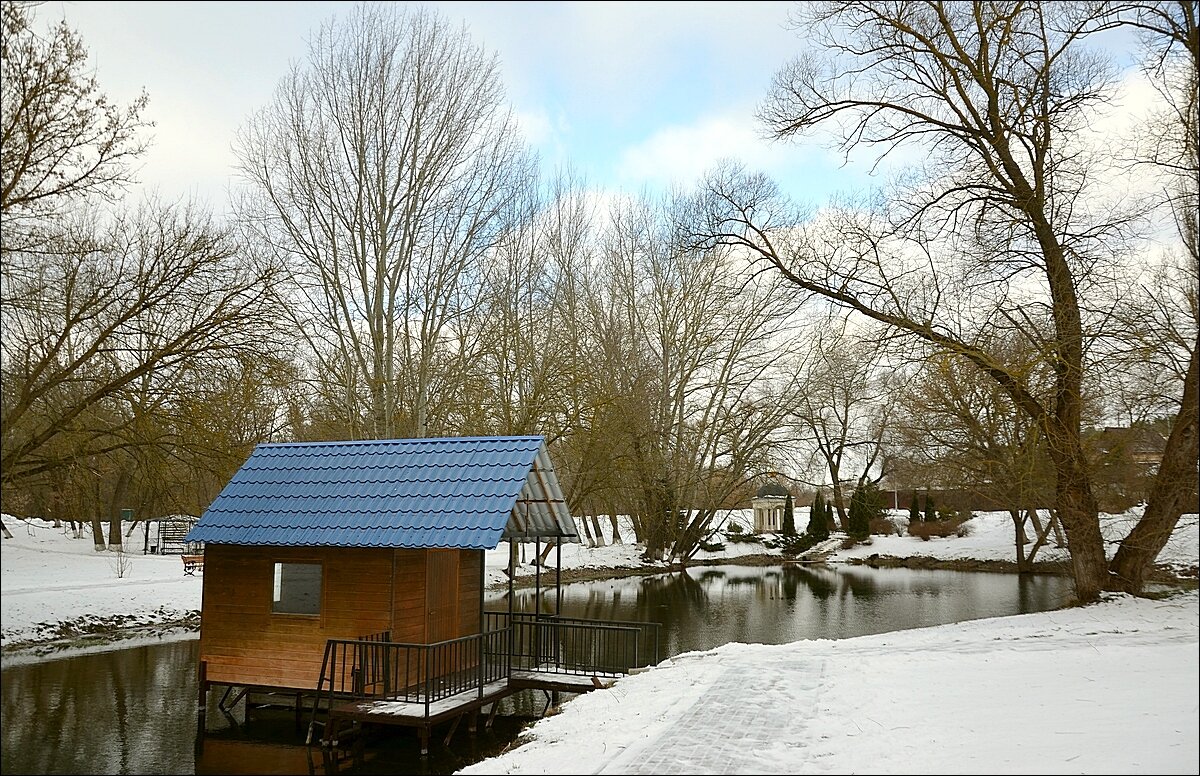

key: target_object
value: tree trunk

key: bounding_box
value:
[1046,437,1107,602]
[1109,345,1199,594]
[590,514,606,547]
[91,516,106,551]
[1049,509,1066,547]
[831,485,848,532]
[608,509,623,544]
[1009,509,1030,572]
[579,515,596,548]
[107,471,128,553]
[1024,509,1056,566]
[538,538,555,566]
[108,512,123,553]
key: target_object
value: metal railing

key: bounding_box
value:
[307,628,510,742]
[308,615,661,743]
[484,611,662,674]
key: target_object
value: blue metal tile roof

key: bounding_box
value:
[185,436,571,550]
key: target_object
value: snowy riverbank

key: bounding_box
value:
[3,508,1194,659]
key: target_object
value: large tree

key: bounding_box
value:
[233,3,533,440]
[1,4,284,545]
[0,203,285,527]
[691,0,1197,601]
[890,344,1066,570]
[1102,0,1199,592]
[598,193,803,563]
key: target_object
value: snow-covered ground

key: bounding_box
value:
[2,508,1196,774]
[458,589,1199,775]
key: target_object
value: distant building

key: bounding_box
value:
[751,481,790,534]
[1093,425,1167,469]
[1088,425,1171,511]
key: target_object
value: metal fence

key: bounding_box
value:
[483,611,661,674]
[309,614,661,742]
[310,628,509,726]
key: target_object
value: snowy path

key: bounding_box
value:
[600,657,829,775]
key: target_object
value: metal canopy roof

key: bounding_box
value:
[185,436,579,550]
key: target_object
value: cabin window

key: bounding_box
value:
[272,562,322,615]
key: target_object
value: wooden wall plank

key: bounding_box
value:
[199,544,491,691]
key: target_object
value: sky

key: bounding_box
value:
[37,1,1155,221]
[39,1,835,211]
[3,507,1197,774]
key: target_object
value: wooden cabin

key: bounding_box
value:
[184,435,579,694]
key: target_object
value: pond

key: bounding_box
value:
[0,564,1074,775]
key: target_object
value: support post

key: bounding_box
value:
[194,660,207,758]
[486,700,500,729]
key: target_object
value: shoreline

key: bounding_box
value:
[4,553,1194,666]
[489,552,1196,590]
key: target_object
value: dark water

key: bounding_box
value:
[0,565,1074,775]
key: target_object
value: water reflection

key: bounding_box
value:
[193,697,529,776]
[1,565,1074,775]
[1,639,198,775]
[503,564,1075,658]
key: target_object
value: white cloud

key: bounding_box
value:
[613,111,879,203]
[615,115,754,189]
[514,107,557,149]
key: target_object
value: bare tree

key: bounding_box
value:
[233,4,533,440]
[692,1,1194,601]
[592,193,802,563]
[1,3,283,552]
[468,174,581,437]
[1102,0,1199,592]
[787,321,895,531]
[0,202,283,505]
[1,2,149,223]
[890,344,1066,569]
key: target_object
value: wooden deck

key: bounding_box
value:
[317,667,619,766]
[304,616,660,769]
[327,676,511,729]
[329,669,615,723]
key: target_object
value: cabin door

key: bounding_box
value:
[425,549,460,643]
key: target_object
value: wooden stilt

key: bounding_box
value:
[486,700,500,729]
[443,713,463,746]
[193,661,207,759]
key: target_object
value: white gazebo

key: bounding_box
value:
[751,481,791,534]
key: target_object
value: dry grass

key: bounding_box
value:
[869,517,898,536]
[908,516,972,541]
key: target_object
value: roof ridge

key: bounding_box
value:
[256,435,544,449]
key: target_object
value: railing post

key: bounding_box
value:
[476,634,482,699]
[424,642,433,720]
